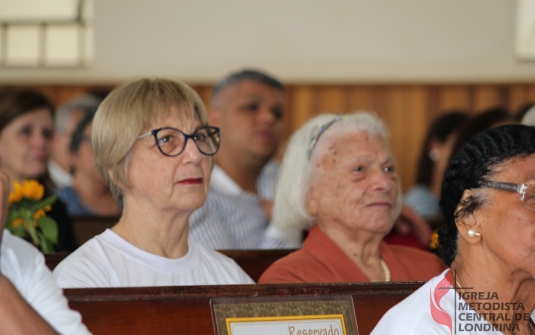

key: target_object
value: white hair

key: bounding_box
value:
[273,111,393,240]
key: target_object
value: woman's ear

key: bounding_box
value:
[107,168,122,191]
[455,189,482,244]
[305,186,318,216]
[428,138,444,162]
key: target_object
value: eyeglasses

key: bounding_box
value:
[307,117,340,159]
[137,126,220,157]
[479,180,535,210]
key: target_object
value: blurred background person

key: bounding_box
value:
[54,78,253,287]
[56,110,121,217]
[189,69,291,249]
[514,102,535,122]
[404,111,469,220]
[521,105,535,125]
[0,88,77,252]
[450,107,516,159]
[259,112,445,284]
[50,94,103,190]
[372,124,535,334]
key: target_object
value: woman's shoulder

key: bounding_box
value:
[52,232,114,288]
[371,270,451,335]
[1,230,44,272]
[404,184,440,219]
[189,241,255,284]
[258,249,320,284]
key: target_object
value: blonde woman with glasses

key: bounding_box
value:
[53,78,253,287]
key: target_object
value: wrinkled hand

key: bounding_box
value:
[260,199,273,222]
[393,205,432,247]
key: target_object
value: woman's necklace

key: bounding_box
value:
[380,259,391,282]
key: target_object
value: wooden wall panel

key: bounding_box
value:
[3,82,535,189]
[471,85,507,112]
[315,86,349,114]
[436,86,471,114]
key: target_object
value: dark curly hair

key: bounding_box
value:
[438,124,535,265]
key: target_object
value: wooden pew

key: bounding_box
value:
[71,216,119,245]
[46,249,295,282]
[65,281,422,335]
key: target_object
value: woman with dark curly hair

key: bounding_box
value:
[372,124,535,334]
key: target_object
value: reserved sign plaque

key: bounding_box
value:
[211,296,357,335]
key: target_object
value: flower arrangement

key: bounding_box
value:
[6,180,58,253]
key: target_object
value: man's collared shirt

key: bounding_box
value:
[189,160,289,249]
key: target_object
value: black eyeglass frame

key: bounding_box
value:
[137,126,220,157]
[479,179,535,210]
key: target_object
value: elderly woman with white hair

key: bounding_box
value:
[53,78,253,287]
[259,112,445,283]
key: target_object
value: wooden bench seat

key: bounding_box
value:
[65,282,422,335]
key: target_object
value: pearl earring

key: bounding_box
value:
[467,229,480,238]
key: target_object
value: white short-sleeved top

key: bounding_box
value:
[53,229,254,288]
[1,230,90,334]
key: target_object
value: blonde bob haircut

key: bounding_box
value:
[273,111,401,243]
[92,77,209,198]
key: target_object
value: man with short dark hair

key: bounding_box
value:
[189,69,292,249]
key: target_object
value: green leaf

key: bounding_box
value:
[25,218,40,246]
[39,234,53,254]
[6,222,24,237]
[29,195,57,212]
[38,217,58,244]
[6,210,20,223]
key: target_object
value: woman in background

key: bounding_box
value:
[404,111,468,220]
[0,88,77,252]
[56,110,121,216]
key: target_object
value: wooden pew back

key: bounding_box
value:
[65,282,422,335]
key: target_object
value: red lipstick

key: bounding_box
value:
[178,178,202,185]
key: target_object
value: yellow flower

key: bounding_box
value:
[8,181,23,204]
[429,229,439,249]
[8,180,44,204]
[33,209,46,219]
[21,180,44,200]
[12,217,23,227]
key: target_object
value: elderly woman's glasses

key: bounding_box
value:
[479,180,535,210]
[137,126,220,157]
